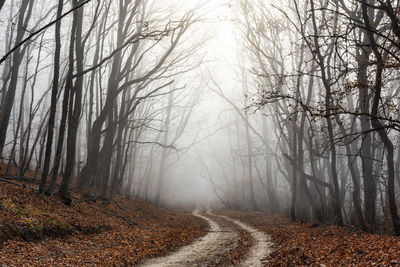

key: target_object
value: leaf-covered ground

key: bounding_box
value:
[0,179,208,266]
[220,210,400,266]
[1,170,400,267]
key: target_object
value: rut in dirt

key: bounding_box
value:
[140,210,272,267]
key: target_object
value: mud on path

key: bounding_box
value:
[140,210,272,267]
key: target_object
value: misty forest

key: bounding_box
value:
[1,0,400,266]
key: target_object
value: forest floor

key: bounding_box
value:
[0,177,208,266]
[1,175,400,266]
[220,210,400,266]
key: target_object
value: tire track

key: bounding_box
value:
[140,210,272,267]
[140,209,238,266]
[212,212,272,266]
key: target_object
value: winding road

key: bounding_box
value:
[141,210,272,267]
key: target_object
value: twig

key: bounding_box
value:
[0,0,93,65]
[0,177,48,203]
[112,199,124,211]
[88,204,138,226]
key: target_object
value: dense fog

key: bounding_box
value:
[1,0,400,235]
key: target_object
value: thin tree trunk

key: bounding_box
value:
[357,47,376,232]
[39,0,64,193]
[60,0,84,203]
[309,0,343,225]
[0,0,32,157]
[0,0,6,12]
[154,90,174,206]
[361,0,400,235]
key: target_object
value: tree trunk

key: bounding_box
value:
[154,90,174,206]
[59,0,84,203]
[0,0,31,158]
[38,0,64,193]
[361,0,400,235]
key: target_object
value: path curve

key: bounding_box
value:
[140,210,272,267]
[212,212,272,266]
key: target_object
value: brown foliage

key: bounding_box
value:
[0,180,208,266]
[220,211,400,266]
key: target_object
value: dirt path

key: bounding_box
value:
[140,210,272,267]
[214,213,273,266]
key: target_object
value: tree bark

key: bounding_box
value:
[38,0,64,193]
[59,0,84,203]
[0,0,32,158]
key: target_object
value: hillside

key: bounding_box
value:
[0,178,208,266]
